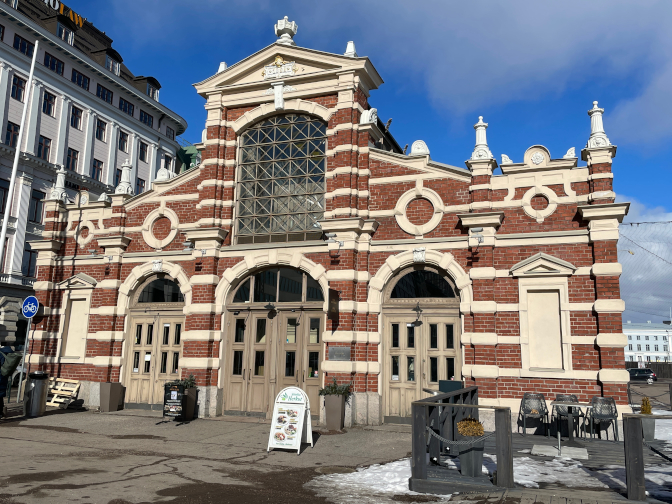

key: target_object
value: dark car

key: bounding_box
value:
[628,368,657,383]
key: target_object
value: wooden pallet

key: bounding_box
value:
[46,378,80,408]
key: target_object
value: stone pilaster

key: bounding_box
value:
[105,123,119,186]
[23,80,43,155]
[81,109,97,176]
[6,174,33,281]
[54,95,71,167]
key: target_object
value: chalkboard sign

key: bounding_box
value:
[163,384,184,418]
[267,387,313,455]
[328,347,351,361]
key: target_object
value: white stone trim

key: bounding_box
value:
[598,369,630,383]
[190,274,220,285]
[593,299,626,313]
[180,357,220,369]
[75,220,96,247]
[393,184,445,237]
[469,267,497,280]
[141,203,179,250]
[322,331,381,344]
[117,260,192,312]
[89,331,125,341]
[461,333,498,345]
[230,99,332,133]
[596,333,627,348]
[181,330,222,341]
[591,263,622,277]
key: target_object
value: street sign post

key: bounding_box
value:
[17,296,39,401]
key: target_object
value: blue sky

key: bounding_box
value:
[67,0,672,320]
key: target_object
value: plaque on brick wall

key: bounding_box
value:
[328,289,339,320]
[328,347,351,361]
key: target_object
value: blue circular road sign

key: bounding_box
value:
[21,296,39,319]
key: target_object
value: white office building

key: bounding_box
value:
[623,321,672,363]
[0,0,187,343]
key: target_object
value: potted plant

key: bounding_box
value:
[318,377,351,431]
[164,374,198,421]
[456,417,485,478]
[641,397,655,442]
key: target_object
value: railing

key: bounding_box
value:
[623,413,672,500]
[21,277,35,287]
[410,386,514,494]
[0,274,9,283]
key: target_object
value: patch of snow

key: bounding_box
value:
[594,465,672,501]
[653,409,672,442]
[510,457,607,489]
[305,458,451,504]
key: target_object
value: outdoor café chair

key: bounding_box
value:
[518,392,549,437]
[584,396,619,441]
[551,393,585,439]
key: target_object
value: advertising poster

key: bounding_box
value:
[163,384,184,418]
[267,387,313,454]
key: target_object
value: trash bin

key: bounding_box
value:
[25,371,49,418]
[100,382,124,412]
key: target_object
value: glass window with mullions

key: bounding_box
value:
[237,114,327,244]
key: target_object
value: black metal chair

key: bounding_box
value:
[518,392,549,437]
[551,393,584,438]
[584,396,619,441]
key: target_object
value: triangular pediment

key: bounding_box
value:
[194,43,383,95]
[511,253,576,277]
[58,272,97,289]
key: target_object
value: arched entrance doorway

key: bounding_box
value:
[124,276,186,408]
[224,267,324,418]
[382,266,461,423]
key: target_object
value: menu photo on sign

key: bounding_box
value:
[267,387,313,455]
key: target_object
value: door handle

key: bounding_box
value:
[249,369,251,381]
[303,370,305,383]
[243,369,245,380]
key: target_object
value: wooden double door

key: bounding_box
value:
[226,310,323,417]
[383,312,461,421]
[125,313,184,405]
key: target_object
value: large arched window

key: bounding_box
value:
[236,114,327,244]
[390,270,456,299]
[231,267,324,304]
[138,278,184,303]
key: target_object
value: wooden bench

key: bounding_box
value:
[47,378,80,408]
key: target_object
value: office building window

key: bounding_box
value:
[646,345,650,351]
[645,335,649,340]
[119,97,134,117]
[139,110,153,128]
[105,55,120,76]
[42,91,56,116]
[637,344,641,351]
[13,34,34,57]
[665,336,668,342]
[22,245,38,278]
[665,345,669,352]
[114,168,122,187]
[637,335,640,340]
[139,142,148,162]
[119,132,128,152]
[91,159,103,181]
[0,25,4,42]
[44,52,64,76]
[37,136,51,161]
[0,179,8,213]
[628,344,632,351]
[136,178,145,194]
[627,335,631,340]
[66,148,79,172]
[5,122,19,148]
[96,84,113,104]
[164,155,172,171]
[11,75,25,102]
[28,190,45,224]
[655,345,659,352]
[72,69,90,91]
[654,336,658,341]
[57,23,74,45]
[147,84,159,101]
[70,106,82,129]
[166,126,175,141]
[96,119,107,142]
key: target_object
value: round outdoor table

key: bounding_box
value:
[550,401,593,454]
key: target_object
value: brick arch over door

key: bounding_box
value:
[117,261,192,313]
[367,250,473,311]
[215,250,329,312]
[230,99,333,134]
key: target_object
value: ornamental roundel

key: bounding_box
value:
[521,186,558,224]
[75,220,96,247]
[394,187,445,237]
[141,206,179,250]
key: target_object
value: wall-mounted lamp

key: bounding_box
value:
[183,240,194,252]
[324,232,344,258]
[471,227,485,251]
[233,311,240,316]
[264,303,276,311]
[107,255,113,264]
[89,249,98,257]
[412,302,423,327]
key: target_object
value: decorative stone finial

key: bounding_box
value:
[114,159,134,195]
[50,165,68,202]
[97,192,110,203]
[470,116,493,160]
[360,108,377,125]
[155,156,176,182]
[275,16,297,46]
[344,41,358,57]
[501,154,512,164]
[563,147,576,159]
[410,140,430,156]
[217,62,227,74]
[586,101,611,149]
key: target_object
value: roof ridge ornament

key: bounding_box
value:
[49,165,68,202]
[275,16,297,46]
[114,159,134,194]
[470,116,493,160]
[586,101,611,149]
[344,41,358,57]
